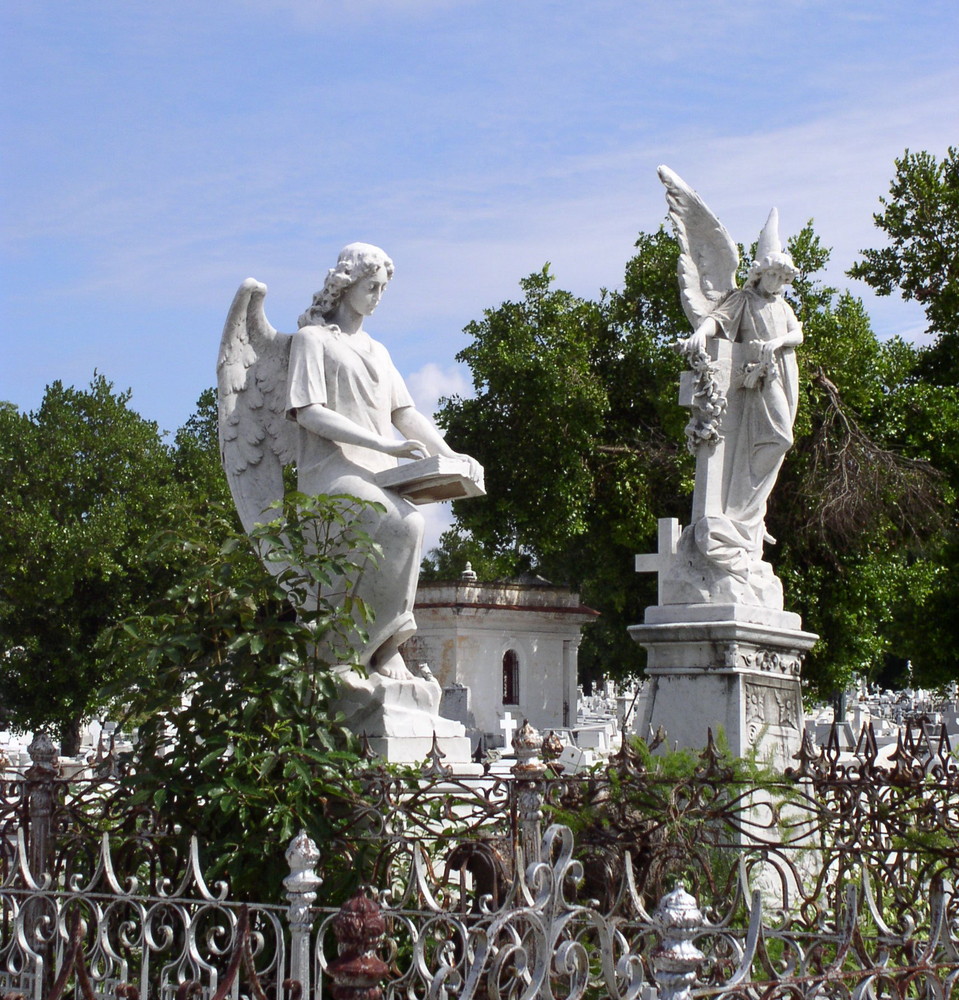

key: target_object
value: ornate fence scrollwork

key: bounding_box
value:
[3,720,959,997]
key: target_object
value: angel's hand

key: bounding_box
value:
[241,277,268,298]
[385,438,428,460]
[759,339,782,363]
[452,452,484,482]
[680,330,709,358]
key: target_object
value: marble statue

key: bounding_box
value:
[217,244,483,752]
[630,171,815,766]
[657,167,804,608]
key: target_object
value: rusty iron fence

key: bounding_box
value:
[2,722,959,999]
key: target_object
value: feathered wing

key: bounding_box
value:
[217,278,296,534]
[658,165,740,329]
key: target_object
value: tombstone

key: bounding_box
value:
[628,169,818,768]
[574,727,610,752]
[499,711,518,754]
[558,744,597,774]
[941,704,959,736]
[439,682,473,729]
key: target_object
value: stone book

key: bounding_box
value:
[373,455,486,505]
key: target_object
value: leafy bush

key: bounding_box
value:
[100,492,383,899]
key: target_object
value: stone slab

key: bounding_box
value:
[643,602,802,630]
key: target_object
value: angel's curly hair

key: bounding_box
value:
[746,251,799,287]
[298,243,395,328]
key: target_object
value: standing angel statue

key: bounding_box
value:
[658,167,804,608]
[217,243,482,739]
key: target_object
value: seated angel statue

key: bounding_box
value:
[217,243,481,682]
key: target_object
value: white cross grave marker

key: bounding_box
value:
[499,711,518,754]
[634,517,681,605]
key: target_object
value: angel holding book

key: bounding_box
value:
[218,243,482,683]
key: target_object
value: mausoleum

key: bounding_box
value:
[402,568,597,745]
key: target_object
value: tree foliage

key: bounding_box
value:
[432,236,691,682]
[849,147,959,333]
[0,377,232,751]
[846,147,959,680]
[100,492,380,898]
[849,147,959,380]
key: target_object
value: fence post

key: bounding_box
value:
[512,721,546,867]
[25,732,59,880]
[23,732,60,999]
[284,829,321,997]
[327,890,390,1000]
[651,884,706,1000]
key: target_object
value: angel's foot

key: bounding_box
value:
[373,651,415,681]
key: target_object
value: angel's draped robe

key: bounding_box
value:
[704,286,800,568]
[286,323,424,666]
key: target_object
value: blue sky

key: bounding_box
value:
[2,1,957,543]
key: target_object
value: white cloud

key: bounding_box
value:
[405,362,473,419]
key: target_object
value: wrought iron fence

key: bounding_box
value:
[2,722,959,998]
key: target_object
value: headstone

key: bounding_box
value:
[574,727,610,751]
[558,744,597,774]
[440,683,472,728]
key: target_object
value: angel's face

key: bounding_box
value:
[759,269,787,295]
[344,264,390,318]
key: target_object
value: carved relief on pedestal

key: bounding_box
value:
[745,679,802,746]
[724,643,804,676]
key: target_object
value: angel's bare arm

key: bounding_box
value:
[783,308,804,347]
[757,310,804,363]
[392,406,483,480]
[294,403,426,460]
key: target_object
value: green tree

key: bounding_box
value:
[847,148,959,682]
[771,228,949,694]
[171,386,235,508]
[434,235,691,686]
[849,147,959,381]
[0,377,230,752]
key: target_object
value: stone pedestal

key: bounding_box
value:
[334,668,478,768]
[629,604,817,769]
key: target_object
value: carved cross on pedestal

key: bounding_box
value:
[635,518,681,605]
[499,711,518,754]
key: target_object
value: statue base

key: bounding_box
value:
[661,523,785,609]
[334,666,476,766]
[365,735,481,772]
[629,604,817,770]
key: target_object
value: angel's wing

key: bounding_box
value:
[216,278,296,533]
[658,165,739,329]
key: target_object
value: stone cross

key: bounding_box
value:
[678,337,736,523]
[499,711,518,754]
[635,517,681,605]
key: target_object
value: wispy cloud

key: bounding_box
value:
[2,2,955,426]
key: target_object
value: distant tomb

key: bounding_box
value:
[402,569,598,747]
